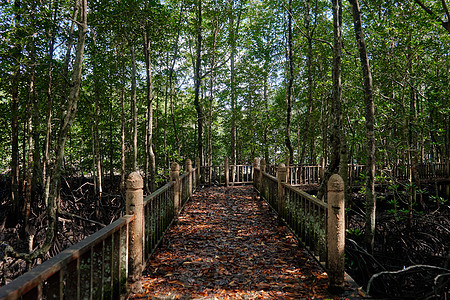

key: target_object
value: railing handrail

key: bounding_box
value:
[0,160,200,300]
[144,181,175,205]
[0,215,134,299]
[284,183,327,209]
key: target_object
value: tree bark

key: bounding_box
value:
[24,2,38,231]
[349,0,376,253]
[285,0,294,165]
[317,0,343,200]
[120,84,126,191]
[194,0,204,164]
[11,0,22,220]
[35,0,87,260]
[130,44,138,172]
[229,0,237,168]
[92,31,102,198]
[299,0,315,165]
[143,29,156,193]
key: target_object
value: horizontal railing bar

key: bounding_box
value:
[284,184,328,209]
[0,215,134,300]
[144,181,175,205]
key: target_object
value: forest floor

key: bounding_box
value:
[1,175,448,298]
[0,175,125,286]
[129,186,361,300]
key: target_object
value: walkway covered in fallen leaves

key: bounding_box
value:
[130,186,359,299]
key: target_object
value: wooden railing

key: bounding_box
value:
[263,161,449,186]
[0,215,133,299]
[254,161,346,289]
[254,165,328,264]
[1,157,446,298]
[0,160,199,300]
[200,158,254,186]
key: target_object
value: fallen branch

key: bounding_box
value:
[367,264,450,298]
[58,210,106,228]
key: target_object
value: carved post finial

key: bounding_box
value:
[170,162,180,182]
[277,163,287,183]
[261,158,266,172]
[185,159,193,172]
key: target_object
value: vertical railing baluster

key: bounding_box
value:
[44,269,63,299]
[79,250,91,300]
[92,242,104,299]
[22,283,42,300]
[104,235,113,300]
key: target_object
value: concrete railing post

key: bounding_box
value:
[277,163,287,214]
[170,163,180,214]
[260,158,266,173]
[224,157,229,187]
[253,157,259,179]
[252,158,260,197]
[126,172,144,292]
[320,157,326,181]
[195,157,201,184]
[327,174,345,292]
[185,159,193,197]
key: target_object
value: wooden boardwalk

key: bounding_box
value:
[130,186,360,299]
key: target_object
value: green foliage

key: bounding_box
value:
[0,0,448,199]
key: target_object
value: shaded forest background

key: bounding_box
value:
[0,0,449,291]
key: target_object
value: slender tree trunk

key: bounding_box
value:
[285,0,294,165]
[167,5,183,160]
[349,0,376,253]
[120,85,126,191]
[299,0,314,165]
[300,37,314,165]
[11,0,22,220]
[109,92,114,180]
[25,4,37,231]
[263,77,270,163]
[194,0,204,164]
[34,0,87,260]
[317,0,343,200]
[42,0,57,196]
[229,0,237,168]
[130,45,138,172]
[143,29,156,193]
[164,53,169,168]
[208,14,219,169]
[93,32,102,198]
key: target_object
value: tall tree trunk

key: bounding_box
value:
[208,12,220,169]
[263,77,270,163]
[194,0,204,164]
[130,45,138,172]
[120,85,126,191]
[299,0,315,165]
[317,0,343,200]
[109,91,114,181]
[25,2,37,233]
[167,5,183,159]
[229,0,237,168]
[285,0,294,165]
[35,0,87,260]
[93,32,102,198]
[11,0,22,220]
[299,37,313,165]
[42,0,58,196]
[349,0,376,253]
[143,29,156,193]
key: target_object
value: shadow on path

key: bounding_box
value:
[130,186,360,299]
